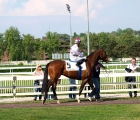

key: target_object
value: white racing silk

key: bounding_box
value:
[70,44,85,61]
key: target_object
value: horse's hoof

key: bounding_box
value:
[77,99,81,103]
[57,100,60,104]
[88,97,92,101]
[42,100,45,104]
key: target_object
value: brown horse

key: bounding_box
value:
[42,48,109,104]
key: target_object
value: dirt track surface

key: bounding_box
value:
[0,99,140,108]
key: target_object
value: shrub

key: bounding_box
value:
[17,62,24,66]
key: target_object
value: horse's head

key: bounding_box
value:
[99,48,109,62]
[86,48,109,63]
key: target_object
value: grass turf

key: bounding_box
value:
[0,98,140,120]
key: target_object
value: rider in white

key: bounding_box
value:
[70,38,86,68]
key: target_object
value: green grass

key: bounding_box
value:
[0,98,140,120]
[0,102,140,120]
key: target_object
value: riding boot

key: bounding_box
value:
[76,59,86,68]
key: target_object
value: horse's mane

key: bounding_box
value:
[86,49,97,59]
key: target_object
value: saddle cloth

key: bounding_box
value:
[65,60,86,71]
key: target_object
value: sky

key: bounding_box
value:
[0,0,140,39]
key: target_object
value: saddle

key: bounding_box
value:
[65,60,86,71]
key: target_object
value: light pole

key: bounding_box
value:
[66,4,72,48]
[87,0,90,55]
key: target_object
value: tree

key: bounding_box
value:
[4,26,22,60]
[113,44,127,61]
[80,33,86,37]
[119,28,135,45]
[34,38,43,60]
[22,34,35,61]
[106,38,118,59]
[134,30,140,36]
[73,32,78,38]
[127,40,140,58]
[0,33,6,60]
[123,28,134,35]
[59,34,70,42]
[116,28,122,36]
[89,33,98,50]
[44,32,60,58]
[97,32,110,50]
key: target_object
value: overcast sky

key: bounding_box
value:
[0,0,140,38]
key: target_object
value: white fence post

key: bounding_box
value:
[113,70,116,89]
[13,76,17,102]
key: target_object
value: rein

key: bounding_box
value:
[100,61,110,77]
[102,67,110,77]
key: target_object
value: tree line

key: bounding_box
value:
[0,26,140,61]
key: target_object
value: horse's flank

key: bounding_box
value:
[47,60,89,80]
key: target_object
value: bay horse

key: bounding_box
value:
[42,48,109,104]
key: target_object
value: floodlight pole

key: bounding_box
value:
[87,0,90,55]
[66,4,72,48]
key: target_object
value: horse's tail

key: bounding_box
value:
[42,62,51,92]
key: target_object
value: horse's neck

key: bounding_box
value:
[87,52,99,68]
[88,59,98,70]
[85,52,99,77]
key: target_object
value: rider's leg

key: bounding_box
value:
[76,58,86,68]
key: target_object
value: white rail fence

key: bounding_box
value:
[0,73,140,102]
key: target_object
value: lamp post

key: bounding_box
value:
[66,4,72,48]
[87,0,90,55]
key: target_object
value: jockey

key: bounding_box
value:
[70,38,86,68]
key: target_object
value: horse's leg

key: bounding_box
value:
[52,80,60,104]
[77,79,88,103]
[52,81,60,104]
[43,90,48,104]
[43,80,54,104]
[87,79,97,101]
